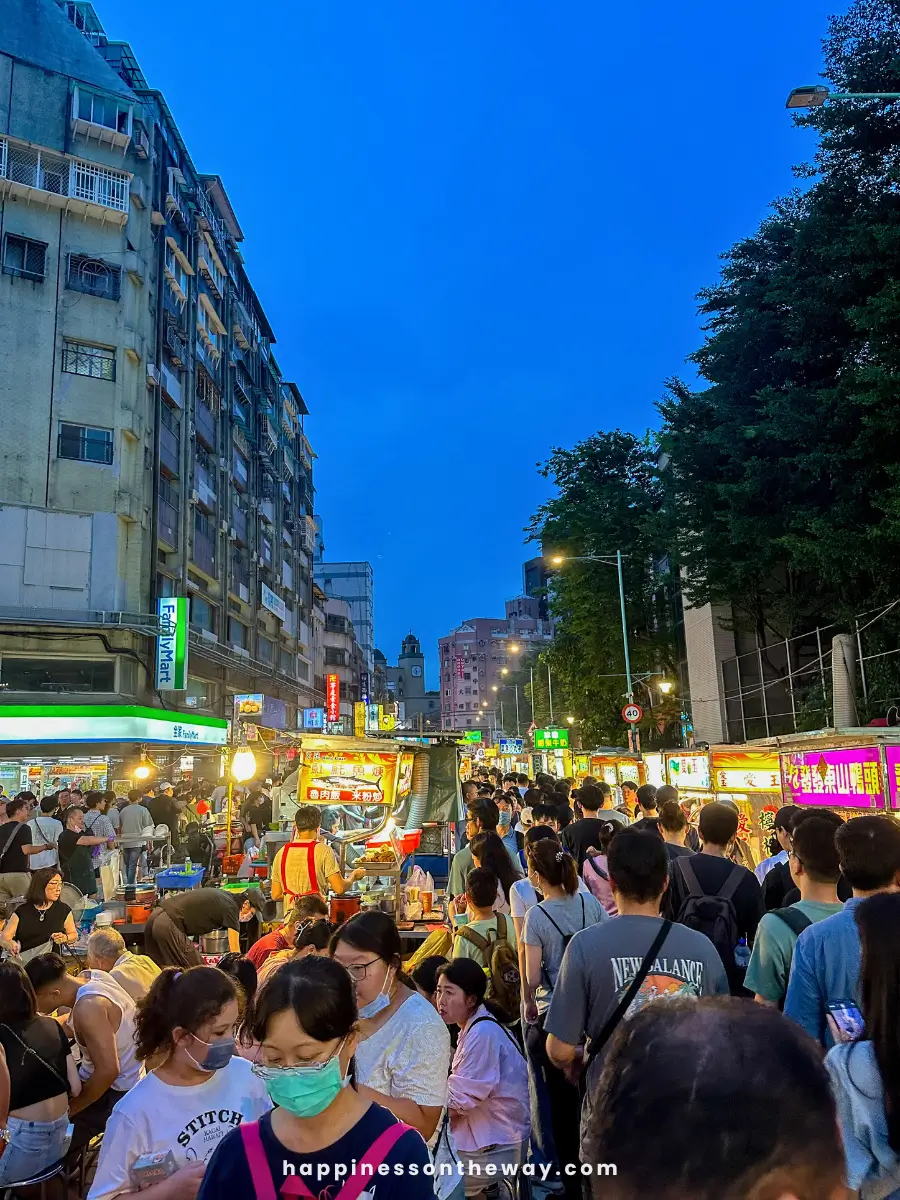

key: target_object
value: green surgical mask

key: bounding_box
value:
[253,1040,349,1118]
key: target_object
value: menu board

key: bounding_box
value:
[301,750,397,807]
[666,753,711,792]
[780,747,885,810]
[643,753,665,789]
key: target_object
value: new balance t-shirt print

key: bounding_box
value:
[545,915,729,1155]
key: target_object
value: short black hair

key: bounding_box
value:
[466,797,499,832]
[0,961,36,1022]
[251,957,356,1044]
[25,953,67,992]
[698,801,738,847]
[790,817,841,885]
[5,798,26,820]
[606,829,669,903]
[531,802,559,826]
[621,779,638,794]
[579,788,602,812]
[635,784,658,812]
[836,816,900,892]
[411,955,447,997]
[465,866,499,909]
[584,997,844,1200]
[655,784,679,806]
[294,805,321,832]
[773,805,798,832]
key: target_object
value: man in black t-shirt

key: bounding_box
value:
[0,798,53,901]
[562,783,626,869]
[143,886,267,967]
[630,784,660,834]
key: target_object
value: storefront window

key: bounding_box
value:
[0,657,115,693]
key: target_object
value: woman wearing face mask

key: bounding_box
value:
[331,913,462,1200]
[197,957,433,1200]
[87,966,270,1200]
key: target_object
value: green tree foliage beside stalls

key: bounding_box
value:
[662,0,900,654]
[527,431,681,747]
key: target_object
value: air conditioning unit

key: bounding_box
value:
[220,520,229,534]
[146,364,160,387]
[188,422,195,437]
[134,127,151,159]
[191,490,200,504]
[238,584,250,603]
[229,527,236,540]
[249,498,259,509]
[219,457,228,470]
[250,551,258,564]
[130,176,148,209]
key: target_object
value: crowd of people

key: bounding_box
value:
[0,769,895,1198]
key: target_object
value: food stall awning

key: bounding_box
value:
[0,704,228,755]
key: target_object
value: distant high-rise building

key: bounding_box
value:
[438,598,554,736]
[315,561,374,676]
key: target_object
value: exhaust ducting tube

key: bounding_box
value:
[404,751,430,831]
[832,632,859,729]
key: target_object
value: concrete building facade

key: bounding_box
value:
[383,634,440,729]
[0,0,321,727]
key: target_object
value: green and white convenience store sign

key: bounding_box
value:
[0,705,227,746]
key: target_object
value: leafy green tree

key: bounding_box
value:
[528,431,680,746]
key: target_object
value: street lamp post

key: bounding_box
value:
[550,551,634,701]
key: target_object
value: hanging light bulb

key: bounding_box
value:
[133,746,152,780]
[231,747,256,783]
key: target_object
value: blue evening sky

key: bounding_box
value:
[99,0,834,680]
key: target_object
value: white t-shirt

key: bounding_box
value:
[87,1057,271,1199]
[354,991,458,1199]
[510,875,591,920]
[28,814,62,869]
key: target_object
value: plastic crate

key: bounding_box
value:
[155,866,206,890]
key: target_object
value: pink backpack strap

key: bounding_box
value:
[239,1121,279,1200]
[282,1121,413,1200]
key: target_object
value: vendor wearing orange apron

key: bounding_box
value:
[270,804,366,904]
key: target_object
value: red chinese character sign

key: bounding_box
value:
[780,747,885,810]
[326,673,340,723]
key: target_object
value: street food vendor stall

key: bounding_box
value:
[710,748,783,863]
[774,730,900,818]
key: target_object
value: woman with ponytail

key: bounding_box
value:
[88,966,269,1200]
[521,837,607,1200]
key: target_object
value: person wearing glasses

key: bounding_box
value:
[331,913,462,1200]
[87,966,269,1200]
[197,957,432,1200]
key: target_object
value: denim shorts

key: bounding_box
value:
[0,1112,69,1184]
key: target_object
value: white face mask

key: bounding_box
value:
[358,966,395,1019]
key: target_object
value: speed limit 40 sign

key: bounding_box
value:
[622,702,643,724]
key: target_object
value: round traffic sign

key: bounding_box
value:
[622,703,643,724]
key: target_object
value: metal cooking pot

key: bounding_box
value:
[199,929,230,955]
[380,897,397,916]
[115,883,157,904]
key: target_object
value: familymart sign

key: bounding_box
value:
[156,597,188,691]
[0,705,227,746]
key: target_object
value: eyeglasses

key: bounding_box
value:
[340,957,383,980]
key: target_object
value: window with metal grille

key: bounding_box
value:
[66,254,121,300]
[62,340,115,381]
[57,422,113,464]
[2,234,46,281]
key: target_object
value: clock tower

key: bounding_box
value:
[398,633,425,700]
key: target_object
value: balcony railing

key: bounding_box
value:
[0,137,130,223]
[157,479,179,549]
[195,399,217,449]
[232,504,248,544]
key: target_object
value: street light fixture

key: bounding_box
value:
[786,84,900,108]
[509,644,521,653]
[566,715,575,725]
[658,680,674,695]
[501,668,509,676]
[547,551,634,700]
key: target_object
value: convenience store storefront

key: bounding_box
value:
[0,704,228,797]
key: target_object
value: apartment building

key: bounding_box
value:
[315,559,375,678]
[438,596,554,736]
[0,0,320,726]
[323,596,365,725]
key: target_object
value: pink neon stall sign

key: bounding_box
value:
[780,747,885,810]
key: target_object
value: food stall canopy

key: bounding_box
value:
[749,729,900,812]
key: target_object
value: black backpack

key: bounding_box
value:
[675,858,743,971]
